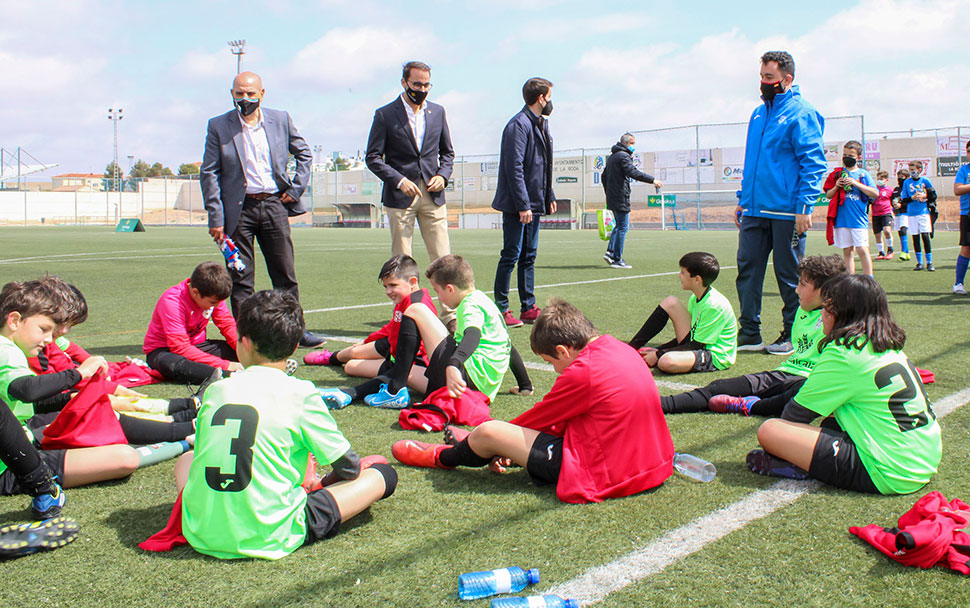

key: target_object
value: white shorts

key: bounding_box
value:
[893,214,908,232]
[834,227,870,249]
[907,214,932,234]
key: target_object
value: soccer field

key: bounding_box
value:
[1,226,968,608]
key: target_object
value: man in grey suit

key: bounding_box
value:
[201,71,324,347]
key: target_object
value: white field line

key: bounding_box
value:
[548,385,970,606]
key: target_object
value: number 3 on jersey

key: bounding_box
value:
[874,360,935,432]
[205,404,259,492]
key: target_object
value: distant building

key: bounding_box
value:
[51,173,104,192]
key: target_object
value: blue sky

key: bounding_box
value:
[2,0,968,177]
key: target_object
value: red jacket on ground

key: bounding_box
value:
[510,334,674,504]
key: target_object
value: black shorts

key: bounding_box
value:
[424,337,477,394]
[526,432,563,486]
[808,427,879,494]
[303,488,342,544]
[960,215,970,247]
[656,340,716,373]
[0,449,66,496]
[872,214,893,234]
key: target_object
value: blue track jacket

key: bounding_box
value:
[739,85,826,219]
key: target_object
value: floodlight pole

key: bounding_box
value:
[228,40,246,74]
[108,108,123,192]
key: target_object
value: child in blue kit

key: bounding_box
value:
[952,140,970,294]
[825,141,878,276]
[901,160,937,271]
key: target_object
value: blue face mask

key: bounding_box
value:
[628,146,636,153]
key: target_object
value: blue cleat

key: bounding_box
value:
[317,388,352,410]
[30,483,65,520]
[746,449,808,480]
[364,384,410,409]
[0,517,79,559]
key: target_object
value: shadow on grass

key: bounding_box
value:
[104,502,200,561]
[89,344,145,357]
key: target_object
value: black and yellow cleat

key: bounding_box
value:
[0,517,79,559]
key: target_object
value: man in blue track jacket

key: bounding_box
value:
[735,51,826,356]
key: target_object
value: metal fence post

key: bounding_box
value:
[581,148,587,219]
[695,124,701,229]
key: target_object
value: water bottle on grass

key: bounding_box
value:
[458,566,540,600]
[490,595,579,608]
[673,452,716,482]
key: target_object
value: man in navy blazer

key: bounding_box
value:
[201,71,323,347]
[491,77,557,328]
[366,61,455,264]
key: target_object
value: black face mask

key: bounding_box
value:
[898,177,906,187]
[760,80,784,103]
[234,98,260,117]
[843,156,857,168]
[541,99,554,116]
[405,87,428,105]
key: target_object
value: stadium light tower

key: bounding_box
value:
[228,40,246,74]
[107,108,123,192]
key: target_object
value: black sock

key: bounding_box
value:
[629,306,669,349]
[387,317,419,394]
[369,463,398,499]
[509,346,532,390]
[912,235,922,253]
[438,438,492,468]
[118,414,194,444]
[167,397,195,414]
[348,377,386,402]
[922,234,931,254]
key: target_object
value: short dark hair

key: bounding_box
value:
[679,252,720,287]
[425,254,474,290]
[402,61,431,81]
[522,77,553,105]
[379,255,420,282]
[877,170,889,180]
[761,51,795,77]
[843,140,864,157]
[818,274,905,353]
[530,298,596,357]
[190,262,232,300]
[897,167,910,178]
[797,255,847,290]
[38,276,88,326]
[0,280,65,324]
[909,160,924,170]
[236,290,305,362]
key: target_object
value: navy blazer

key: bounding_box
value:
[491,106,556,215]
[365,97,455,209]
[201,107,312,235]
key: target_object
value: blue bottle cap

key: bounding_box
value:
[526,568,540,584]
[564,600,580,608]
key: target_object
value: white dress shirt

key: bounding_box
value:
[400,94,427,153]
[238,112,277,195]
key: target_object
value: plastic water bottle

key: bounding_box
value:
[220,236,246,272]
[458,567,540,600]
[490,595,580,608]
[673,452,716,482]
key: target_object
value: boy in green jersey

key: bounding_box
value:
[629,252,737,374]
[661,255,847,415]
[749,275,941,494]
[177,290,397,560]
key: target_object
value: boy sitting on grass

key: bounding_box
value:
[661,255,846,415]
[629,251,738,373]
[143,262,242,385]
[176,290,397,560]
[392,299,673,503]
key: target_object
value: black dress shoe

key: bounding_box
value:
[299,331,326,348]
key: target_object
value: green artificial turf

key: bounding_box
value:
[0,226,967,607]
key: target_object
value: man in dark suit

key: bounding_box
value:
[201,71,324,347]
[365,61,455,264]
[491,77,557,328]
[601,132,662,269]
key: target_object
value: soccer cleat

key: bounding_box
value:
[746,449,809,480]
[884,251,894,260]
[306,454,390,491]
[875,253,886,260]
[954,284,968,295]
[737,334,765,352]
[520,306,542,324]
[926,263,935,272]
[303,349,334,366]
[610,259,633,269]
[510,385,534,396]
[364,384,410,409]
[299,331,327,348]
[443,424,471,445]
[391,439,452,469]
[765,333,794,356]
[913,264,923,271]
[603,252,615,265]
[193,367,222,404]
[285,358,299,376]
[30,483,66,520]
[502,310,524,328]
[318,388,353,410]
[0,517,79,559]
[898,252,910,261]
[708,394,759,416]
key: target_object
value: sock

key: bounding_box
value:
[329,354,344,366]
[915,252,923,264]
[926,252,933,264]
[509,346,532,391]
[438,438,492,468]
[956,255,969,284]
[118,414,194,444]
[923,235,932,257]
[369,463,398,499]
[878,247,885,256]
[900,232,909,253]
[348,377,386,402]
[886,235,893,250]
[629,306,670,349]
[18,463,58,498]
[134,440,191,468]
[387,318,419,394]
